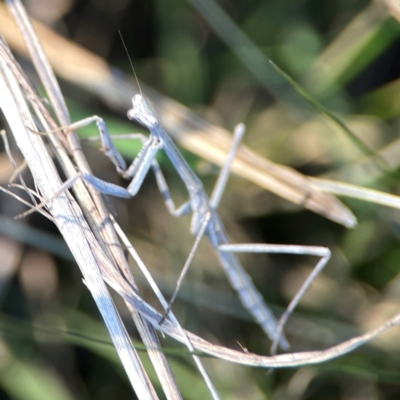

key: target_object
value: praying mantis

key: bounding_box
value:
[62,92,331,352]
[5,1,400,398]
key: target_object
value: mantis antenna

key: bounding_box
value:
[118,30,143,97]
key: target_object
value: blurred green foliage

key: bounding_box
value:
[2,0,400,399]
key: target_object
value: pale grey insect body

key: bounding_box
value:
[126,94,291,349]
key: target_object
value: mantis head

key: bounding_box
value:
[127,94,158,129]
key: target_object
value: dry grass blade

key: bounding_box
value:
[0,39,158,400]
[312,178,400,209]
[3,3,197,400]
[5,1,217,398]
[0,2,356,228]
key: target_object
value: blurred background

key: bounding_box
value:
[2,0,400,398]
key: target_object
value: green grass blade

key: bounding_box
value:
[270,60,388,171]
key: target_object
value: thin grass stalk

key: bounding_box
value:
[5,1,219,397]
[0,38,157,400]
